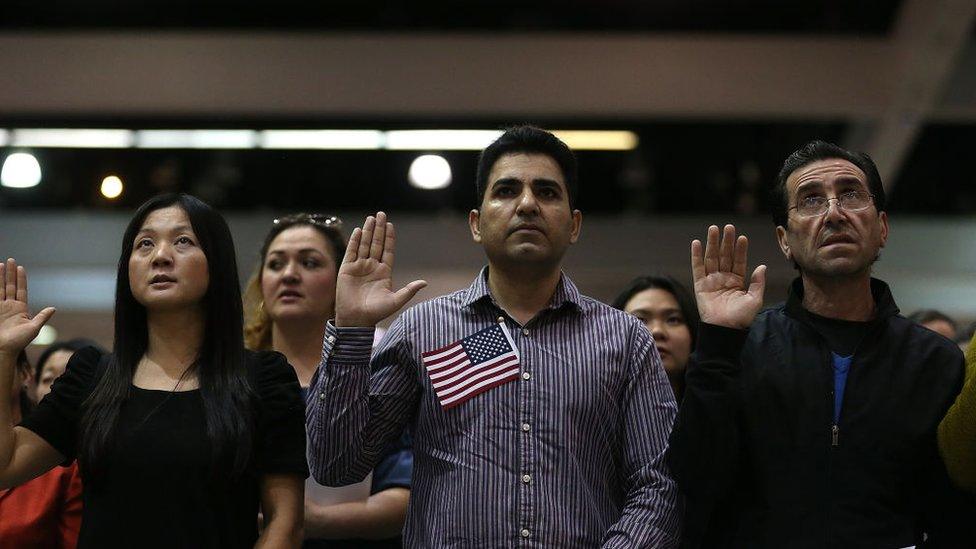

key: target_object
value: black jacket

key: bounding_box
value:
[669,278,975,548]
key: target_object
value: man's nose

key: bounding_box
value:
[516,189,540,214]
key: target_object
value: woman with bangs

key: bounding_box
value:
[0,193,307,548]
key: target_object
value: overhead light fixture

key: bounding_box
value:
[135,130,258,149]
[101,175,124,199]
[1,152,42,188]
[552,131,639,151]
[11,129,133,148]
[0,128,639,151]
[260,130,385,150]
[408,154,452,190]
[386,130,503,151]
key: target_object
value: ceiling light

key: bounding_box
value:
[408,154,452,190]
[12,129,133,148]
[260,130,384,150]
[1,152,42,188]
[386,130,503,151]
[552,131,639,150]
[135,130,258,149]
[101,175,124,199]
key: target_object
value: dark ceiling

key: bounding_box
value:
[1,1,902,34]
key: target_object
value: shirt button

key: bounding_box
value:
[497,316,505,323]
[326,335,336,343]
[521,328,529,336]
[318,393,326,400]
[521,423,531,432]
[522,372,531,381]
[521,474,531,484]
[520,529,530,538]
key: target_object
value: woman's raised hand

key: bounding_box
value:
[0,258,56,358]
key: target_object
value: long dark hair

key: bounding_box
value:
[79,193,254,482]
[612,275,700,349]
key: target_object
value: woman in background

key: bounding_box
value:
[0,193,307,548]
[34,338,105,402]
[245,213,411,548]
[612,275,699,401]
[0,350,82,549]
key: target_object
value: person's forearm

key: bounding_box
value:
[255,517,303,549]
[305,488,409,540]
[307,325,377,485]
[308,322,415,487]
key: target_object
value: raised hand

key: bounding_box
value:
[0,258,56,358]
[691,225,766,330]
[334,212,427,327]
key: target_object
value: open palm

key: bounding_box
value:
[334,212,427,327]
[691,225,766,330]
[0,258,56,356]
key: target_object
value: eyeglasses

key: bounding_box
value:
[272,213,343,229]
[788,190,875,217]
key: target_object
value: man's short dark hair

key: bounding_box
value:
[475,125,579,208]
[771,140,886,228]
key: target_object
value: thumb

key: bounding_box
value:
[31,307,57,329]
[392,280,427,309]
[748,265,766,303]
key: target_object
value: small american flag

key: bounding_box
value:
[422,321,521,409]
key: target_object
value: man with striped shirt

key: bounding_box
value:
[307,126,681,547]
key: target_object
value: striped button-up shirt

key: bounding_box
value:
[307,268,681,547]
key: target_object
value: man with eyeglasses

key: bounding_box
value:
[669,140,974,547]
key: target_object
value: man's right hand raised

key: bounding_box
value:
[691,224,766,330]
[334,212,427,328]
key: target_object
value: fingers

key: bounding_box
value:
[344,228,362,263]
[32,307,56,329]
[4,258,16,301]
[748,265,767,304]
[690,239,705,283]
[732,235,749,279]
[0,261,5,301]
[381,222,397,268]
[357,216,375,261]
[718,225,736,272]
[392,280,428,308]
[369,212,388,261]
[703,226,719,275]
[16,265,27,303]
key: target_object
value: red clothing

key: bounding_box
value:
[0,462,82,549]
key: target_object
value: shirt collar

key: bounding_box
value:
[461,266,584,313]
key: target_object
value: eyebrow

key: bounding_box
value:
[796,175,865,193]
[491,177,564,189]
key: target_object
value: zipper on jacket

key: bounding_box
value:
[831,424,839,447]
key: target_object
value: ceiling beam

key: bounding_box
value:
[844,0,976,190]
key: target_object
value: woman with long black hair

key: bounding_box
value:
[0,194,307,548]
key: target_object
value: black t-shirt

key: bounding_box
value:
[20,346,309,549]
[805,310,871,357]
